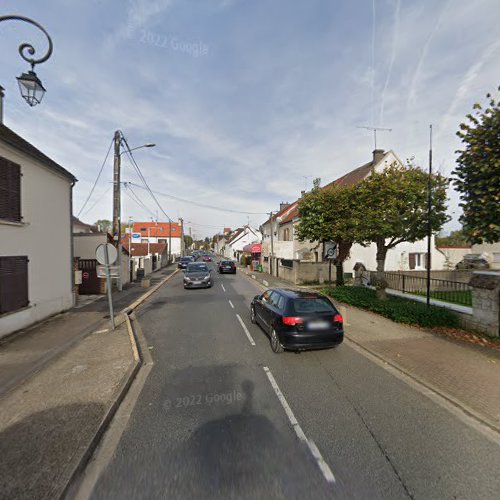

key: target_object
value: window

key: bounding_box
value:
[0,156,22,222]
[0,256,29,314]
[281,259,293,268]
[291,298,334,314]
[409,252,428,270]
[140,227,147,231]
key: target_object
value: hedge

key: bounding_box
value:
[321,286,459,329]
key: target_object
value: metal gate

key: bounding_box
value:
[78,259,104,294]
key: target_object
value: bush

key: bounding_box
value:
[321,286,459,329]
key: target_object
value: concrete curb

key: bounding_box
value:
[241,271,500,435]
[59,270,178,498]
[344,334,500,436]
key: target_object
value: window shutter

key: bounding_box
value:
[409,253,416,270]
[0,256,29,314]
[424,253,429,270]
[0,156,21,222]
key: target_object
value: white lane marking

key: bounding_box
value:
[221,283,226,292]
[236,314,256,346]
[263,366,336,484]
[228,300,234,309]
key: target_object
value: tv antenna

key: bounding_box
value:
[357,126,392,149]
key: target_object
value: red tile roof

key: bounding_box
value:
[124,242,168,257]
[276,154,384,225]
[132,222,181,238]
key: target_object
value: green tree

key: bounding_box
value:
[453,88,500,244]
[296,179,364,285]
[357,163,449,299]
[94,219,112,232]
[435,229,469,247]
[184,235,193,248]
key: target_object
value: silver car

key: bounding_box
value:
[183,262,213,289]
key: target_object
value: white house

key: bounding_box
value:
[223,226,262,261]
[130,221,184,259]
[0,117,76,338]
[260,149,447,281]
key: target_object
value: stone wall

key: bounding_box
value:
[467,272,500,337]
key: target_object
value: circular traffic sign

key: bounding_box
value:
[95,243,118,265]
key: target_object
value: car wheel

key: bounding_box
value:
[250,305,256,324]
[270,327,284,353]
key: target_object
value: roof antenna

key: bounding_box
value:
[357,126,392,149]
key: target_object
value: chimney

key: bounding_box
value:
[301,190,305,197]
[0,86,4,124]
[280,202,290,212]
[373,149,385,164]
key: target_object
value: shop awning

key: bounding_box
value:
[243,243,262,253]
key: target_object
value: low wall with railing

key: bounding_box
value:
[369,271,473,307]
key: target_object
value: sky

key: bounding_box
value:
[1,0,499,238]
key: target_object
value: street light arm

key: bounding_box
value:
[0,15,53,68]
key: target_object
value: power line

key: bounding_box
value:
[121,138,174,223]
[81,185,112,217]
[123,183,157,218]
[127,181,268,215]
[77,138,113,217]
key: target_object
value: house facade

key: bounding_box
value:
[0,122,76,338]
[131,221,184,258]
[260,149,447,283]
[223,226,262,261]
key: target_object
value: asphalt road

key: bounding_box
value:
[88,260,500,499]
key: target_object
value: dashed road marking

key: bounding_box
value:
[263,366,336,484]
[221,283,226,292]
[236,314,256,346]
[228,300,234,309]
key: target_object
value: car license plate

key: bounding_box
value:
[308,320,330,330]
[193,280,202,284]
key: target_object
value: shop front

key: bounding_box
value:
[243,243,262,272]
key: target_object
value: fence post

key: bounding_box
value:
[402,274,405,294]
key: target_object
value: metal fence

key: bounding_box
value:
[370,271,473,307]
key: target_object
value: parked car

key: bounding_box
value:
[455,254,489,270]
[250,289,343,353]
[218,260,236,274]
[183,262,213,289]
[177,256,194,269]
[202,254,213,262]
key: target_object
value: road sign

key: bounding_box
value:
[97,265,121,278]
[95,243,117,265]
[324,242,338,260]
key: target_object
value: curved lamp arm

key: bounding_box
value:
[0,15,53,69]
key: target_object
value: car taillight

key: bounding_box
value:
[333,314,343,323]
[282,316,304,326]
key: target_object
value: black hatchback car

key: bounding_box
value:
[250,289,343,353]
[218,260,236,274]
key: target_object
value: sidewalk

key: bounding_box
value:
[242,267,500,433]
[0,265,176,499]
[0,266,174,397]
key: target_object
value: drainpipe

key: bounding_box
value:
[0,86,4,124]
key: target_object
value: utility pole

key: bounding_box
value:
[147,227,151,256]
[426,125,433,307]
[269,211,275,276]
[357,126,392,150]
[128,217,133,281]
[179,218,184,256]
[112,130,122,291]
[168,219,172,264]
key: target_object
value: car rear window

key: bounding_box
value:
[290,298,335,314]
[187,263,209,272]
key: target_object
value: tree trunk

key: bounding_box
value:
[374,241,388,300]
[335,262,344,286]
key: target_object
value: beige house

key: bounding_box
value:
[261,150,447,283]
[0,121,76,338]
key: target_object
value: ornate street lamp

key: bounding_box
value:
[0,15,53,106]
